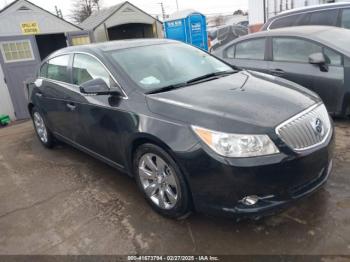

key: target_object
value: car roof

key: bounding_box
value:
[272,2,350,18]
[48,38,179,58]
[227,26,350,57]
[236,25,343,39]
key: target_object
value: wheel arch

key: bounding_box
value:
[28,103,35,118]
[126,133,195,211]
[126,133,176,176]
[342,92,350,117]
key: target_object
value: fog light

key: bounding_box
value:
[241,195,259,206]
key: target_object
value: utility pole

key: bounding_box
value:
[158,2,166,21]
[176,0,179,11]
[55,5,63,18]
[263,0,267,23]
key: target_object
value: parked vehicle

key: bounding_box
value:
[208,24,248,52]
[237,20,249,27]
[261,2,350,31]
[213,26,350,118]
[27,39,334,219]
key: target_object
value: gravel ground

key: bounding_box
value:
[0,120,349,255]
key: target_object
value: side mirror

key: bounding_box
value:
[80,78,121,96]
[309,52,328,72]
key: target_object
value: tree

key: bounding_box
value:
[233,9,244,15]
[70,0,101,23]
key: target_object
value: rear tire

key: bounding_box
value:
[133,143,192,219]
[31,107,54,148]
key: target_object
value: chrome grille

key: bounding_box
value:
[276,103,331,151]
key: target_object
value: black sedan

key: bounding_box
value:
[213,26,350,118]
[27,39,334,219]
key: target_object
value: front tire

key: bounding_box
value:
[134,143,191,219]
[31,107,54,148]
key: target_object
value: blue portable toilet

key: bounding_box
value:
[164,9,208,51]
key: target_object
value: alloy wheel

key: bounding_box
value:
[33,112,48,143]
[138,153,179,210]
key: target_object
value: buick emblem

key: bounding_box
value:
[311,118,324,136]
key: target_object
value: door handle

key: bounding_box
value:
[269,69,285,76]
[66,102,76,111]
[35,92,43,98]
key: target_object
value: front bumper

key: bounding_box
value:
[177,130,335,218]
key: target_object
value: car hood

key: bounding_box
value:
[146,70,320,133]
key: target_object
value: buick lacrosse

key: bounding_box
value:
[27,39,334,219]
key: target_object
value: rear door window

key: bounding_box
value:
[235,38,265,60]
[46,55,70,83]
[272,37,322,63]
[341,9,350,29]
[309,9,339,26]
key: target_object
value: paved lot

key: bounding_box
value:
[0,120,349,255]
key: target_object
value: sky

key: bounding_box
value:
[0,0,248,21]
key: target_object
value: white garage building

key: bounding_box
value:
[0,0,90,120]
[80,1,163,42]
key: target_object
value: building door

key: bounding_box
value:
[0,35,40,119]
[188,14,207,50]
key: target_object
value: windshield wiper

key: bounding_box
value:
[147,70,236,95]
[186,70,236,84]
[147,82,188,94]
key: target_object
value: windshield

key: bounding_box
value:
[108,43,234,93]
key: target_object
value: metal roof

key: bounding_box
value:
[79,2,125,30]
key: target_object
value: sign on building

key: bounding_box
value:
[20,21,40,34]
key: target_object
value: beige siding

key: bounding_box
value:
[93,24,109,42]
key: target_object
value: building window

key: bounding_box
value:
[71,36,91,46]
[0,40,34,63]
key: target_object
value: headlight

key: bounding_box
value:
[192,126,279,157]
